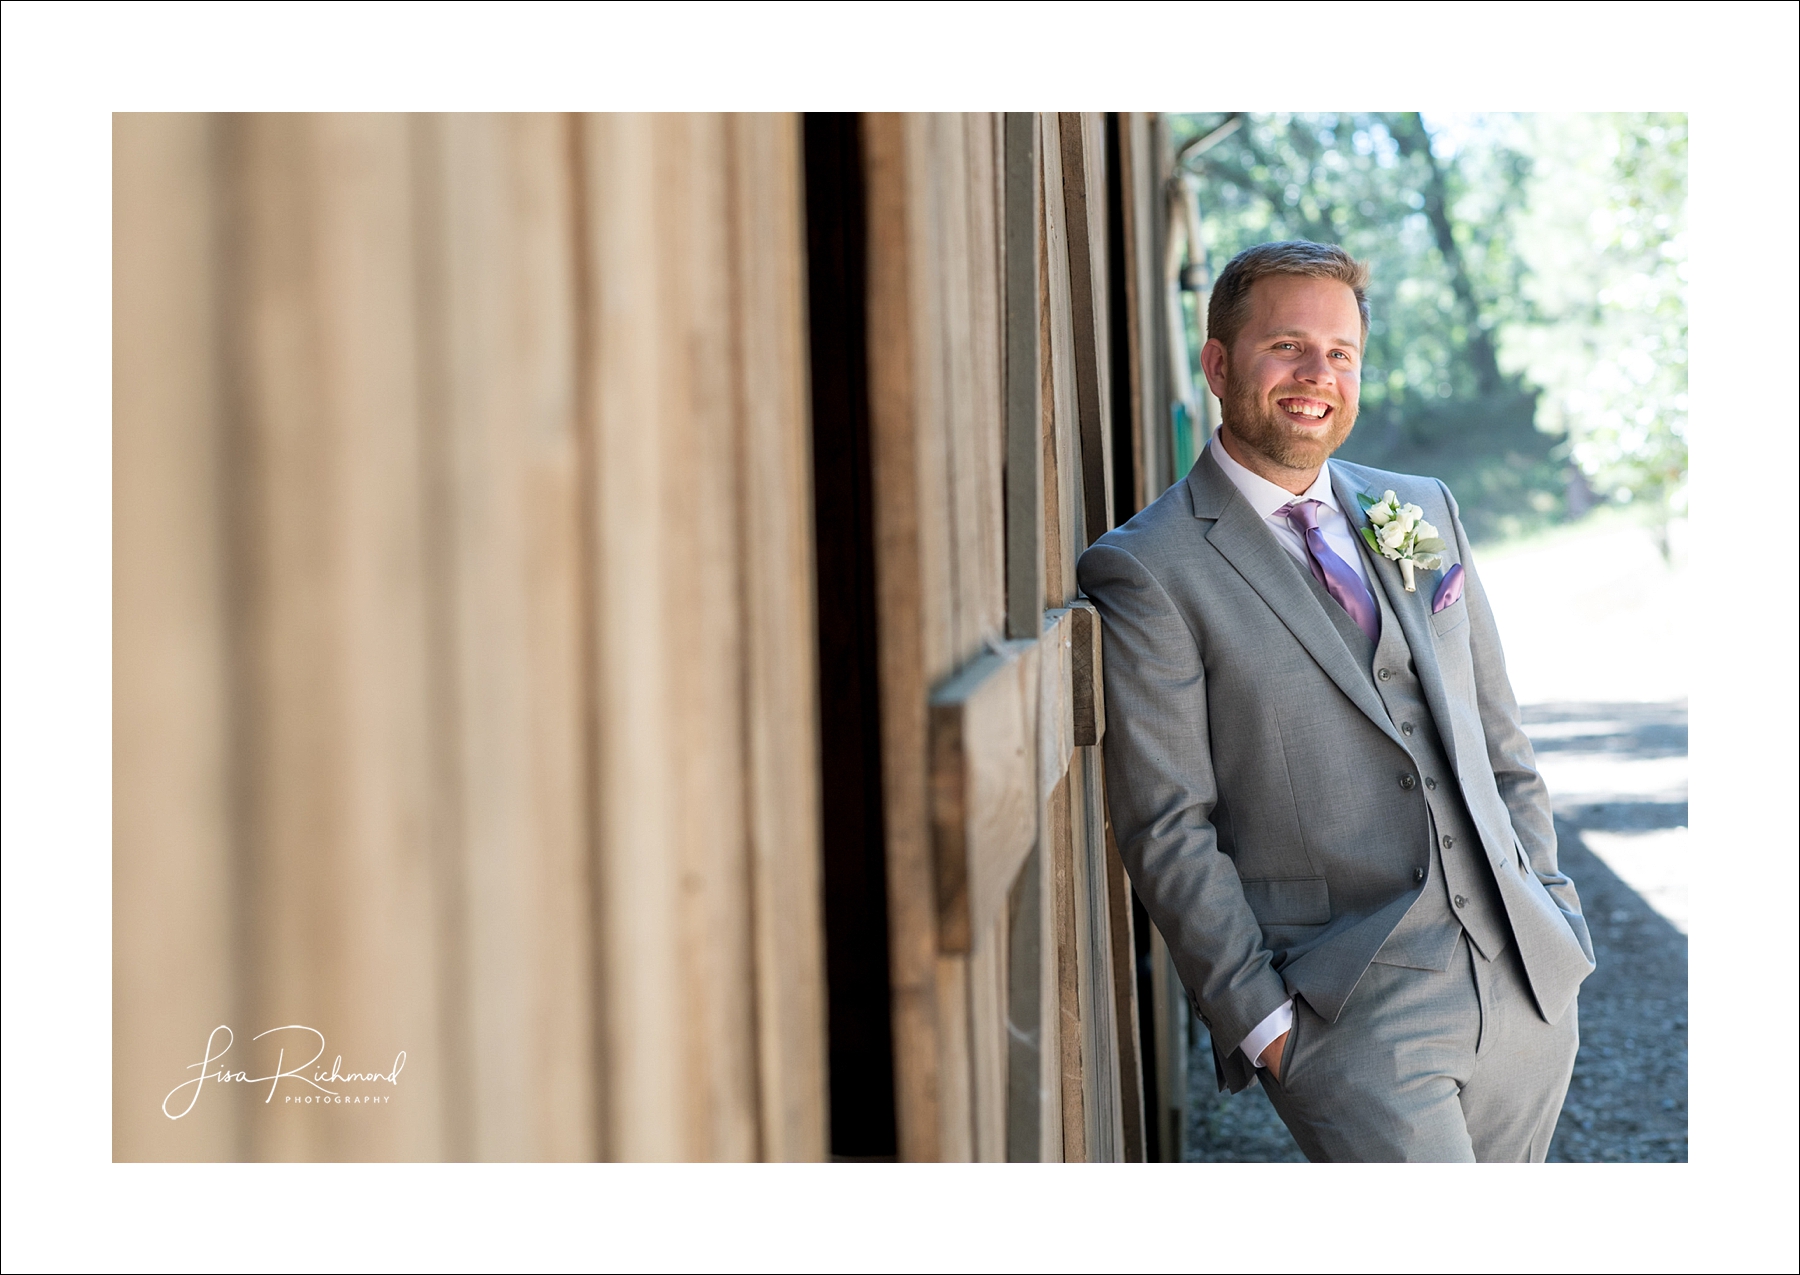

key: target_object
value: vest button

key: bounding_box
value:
[1401,721,1414,736]
[1454,894,1468,909]
[1414,867,1425,884]
[1442,834,1455,850]
[1377,667,1393,681]
[1399,773,1416,790]
[1425,777,1437,790]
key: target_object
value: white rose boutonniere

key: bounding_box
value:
[1357,490,1446,593]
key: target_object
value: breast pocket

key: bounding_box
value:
[1430,597,1468,640]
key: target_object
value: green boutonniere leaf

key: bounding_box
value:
[1359,526,1381,554]
[1355,492,1378,513]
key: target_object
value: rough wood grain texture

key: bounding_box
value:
[113,113,241,1162]
[969,912,1009,1162]
[1040,114,1081,605]
[957,114,1008,653]
[1003,113,1044,640]
[725,113,830,1163]
[860,111,944,1162]
[1057,113,1114,546]
[1072,750,1123,1161]
[1048,769,1085,1160]
[1004,840,1044,1160]
[1115,112,1166,509]
[1068,598,1106,747]
[1038,608,1075,800]
[1103,798,1147,1162]
[929,640,1041,954]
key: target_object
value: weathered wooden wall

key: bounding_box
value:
[115,109,1178,1164]
[113,112,826,1161]
[860,112,1171,1162]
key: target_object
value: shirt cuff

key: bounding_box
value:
[1237,998,1294,1069]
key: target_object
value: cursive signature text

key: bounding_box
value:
[162,1025,406,1120]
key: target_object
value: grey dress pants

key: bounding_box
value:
[1259,935,1579,1162]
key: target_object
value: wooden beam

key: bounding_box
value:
[929,638,1041,954]
[1068,598,1105,747]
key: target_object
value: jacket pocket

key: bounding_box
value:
[1241,876,1331,925]
[1430,597,1468,639]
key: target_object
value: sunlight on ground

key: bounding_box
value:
[1478,511,1687,706]
[1582,829,1689,934]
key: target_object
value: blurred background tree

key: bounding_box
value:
[1169,112,1687,546]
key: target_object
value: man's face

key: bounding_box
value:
[1203,274,1363,472]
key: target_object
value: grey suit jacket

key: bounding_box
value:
[1077,448,1595,1093]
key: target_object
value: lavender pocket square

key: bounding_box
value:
[1431,563,1465,614]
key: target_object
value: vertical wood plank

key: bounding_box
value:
[726,113,830,1163]
[970,912,1008,1161]
[861,111,944,1163]
[659,112,758,1163]
[1004,841,1043,1160]
[1057,113,1114,548]
[420,112,596,1161]
[1003,113,1043,641]
[1104,794,1147,1161]
[113,113,242,1161]
[1048,770,1085,1160]
[227,113,455,1162]
[583,112,682,1160]
[1040,115,1081,604]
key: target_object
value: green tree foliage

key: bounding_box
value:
[1171,112,1686,544]
[1498,114,1688,532]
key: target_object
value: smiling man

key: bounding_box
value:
[1077,240,1595,1162]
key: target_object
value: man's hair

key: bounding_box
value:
[1206,240,1371,353]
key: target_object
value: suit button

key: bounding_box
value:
[1425,777,1437,790]
[1454,894,1468,909]
[1401,721,1414,736]
[1442,834,1455,850]
[1414,867,1426,884]
[1400,773,1416,790]
[1378,667,1393,681]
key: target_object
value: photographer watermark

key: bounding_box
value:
[162,1025,406,1119]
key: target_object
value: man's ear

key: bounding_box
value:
[1200,337,1229,400]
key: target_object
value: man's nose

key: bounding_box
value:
[1294,348,1335,385]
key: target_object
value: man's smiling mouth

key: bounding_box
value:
[1278,396,1334,420]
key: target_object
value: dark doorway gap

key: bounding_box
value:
[802,113,898,1160]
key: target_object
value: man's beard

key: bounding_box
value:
[1219,367,1356,471]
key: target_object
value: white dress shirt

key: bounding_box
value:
[1206,431,1373,1069]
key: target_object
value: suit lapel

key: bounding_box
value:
[1330,463,1464,775]
[1192,452,1408,752]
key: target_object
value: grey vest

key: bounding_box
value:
[1299,544,1512,971]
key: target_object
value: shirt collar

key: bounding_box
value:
[1208,431,1341,521]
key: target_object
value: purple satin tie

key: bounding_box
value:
[1275,499,1381,645]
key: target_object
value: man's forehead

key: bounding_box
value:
[1245,275,1362,344]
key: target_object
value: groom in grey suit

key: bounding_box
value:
[1078,241,1594,1161]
